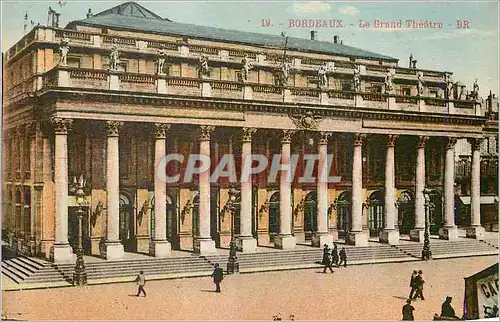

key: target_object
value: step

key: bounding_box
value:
[8,258,40,274]
[16,256,47,270]
[1,263,29,282]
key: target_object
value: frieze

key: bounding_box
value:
[39,90,489,129]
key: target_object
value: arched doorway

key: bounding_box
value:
[268,192,279,241]
[397,190,415,235]
[119,193,135,251]
[368,190,384,237]
[166,194,177,246]
[303,191,317,240]
[192,193,200,239]
[429,190,443,234]
[335,191,351,238]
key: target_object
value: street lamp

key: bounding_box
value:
[422,188,433,261]
[72,176,87,286]
[226,187,239,274]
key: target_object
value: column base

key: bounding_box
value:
[104,242,125,260]
[311,232,334,248]
[52,243,73,263]
[438,227,459,240]
[274,234,296,250]
[346,231,369,247]
[379,229,400,245]
[409,228,425,242]
[149,240,172,257]
[466,226,485,240]
[236,236,257,253]
[194,238,217,255]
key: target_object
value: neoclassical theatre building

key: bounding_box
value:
[2,2,498,262]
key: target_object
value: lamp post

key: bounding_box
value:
[226,187,239,274]
[421,188,433,261]
[72,176,87,286]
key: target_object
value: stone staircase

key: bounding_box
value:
[202,244,413,272]
[392,238,499,259]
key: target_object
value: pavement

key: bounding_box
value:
[2,256,497,320]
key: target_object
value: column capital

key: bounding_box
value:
[199,125,215,141]
[317,131,331,145]
[106,121,124,137]
[467,138,483,151]
[387,134,398,147]
[26,121,37,138]
[51,117,73,135]
[445,137,457,149]
[353,133,366,146]
[242,127,257,143]
[417,136,428,148]
[281,129,296,144]
[153,123,171,139]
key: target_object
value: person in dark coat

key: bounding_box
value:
[412,270,425,300]
[339,247,347,267]
[441,296,459,319]
[322,244,334,273]
[331,244,339,268]
[409,270,418,299]
[402,299,415,320]
[134,270,146,297]
[211,263,224,293]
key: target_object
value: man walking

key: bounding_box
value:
[322,244,334,273]
[409,270,418,299]
[135,270,146,297]
[211,263,224,293]
[331,244,339,268]
[412,270,425,300]
[339,247,347,268]
[402,299,415,320]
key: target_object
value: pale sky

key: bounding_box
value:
[1,0,499,97]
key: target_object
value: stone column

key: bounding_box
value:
[312,132,333,248]
[51,117,73,263]
[104,121,125,259]
[439,137,458,240]
[238,127,258,252]
[410,136,427,242]
[195,125,217,254]
[380,135,399,245]
[149,123,172,257]
[274,130,296,250]
[466,138,485,239]
[347,133,369,246]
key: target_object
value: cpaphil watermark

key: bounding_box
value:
[156,153,342,184]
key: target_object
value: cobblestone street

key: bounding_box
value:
[2,256,497,320]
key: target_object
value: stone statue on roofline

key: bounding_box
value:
[417,71,425,96]
[157,44,167,74]
[278,61,290,86]
[384,70,394,94]
[59,35,70,66]
[471,79,479,101]
[353,66,361,92]
[445,74,454,100]
[241,55,254,82]
[198,54,210,79]
[317,64,328,88]
[109,44,120,71]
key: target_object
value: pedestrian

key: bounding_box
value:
[331,244,339,268]
[440,296,460,319]
[409,270,418,299]
[322,244,334,273]
[211,263,224,293]
[339,247,347,267]
[412,270,425,300]
[402,299,415,320]
[134,270,146,297]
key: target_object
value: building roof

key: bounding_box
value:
[69,2,398,62]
